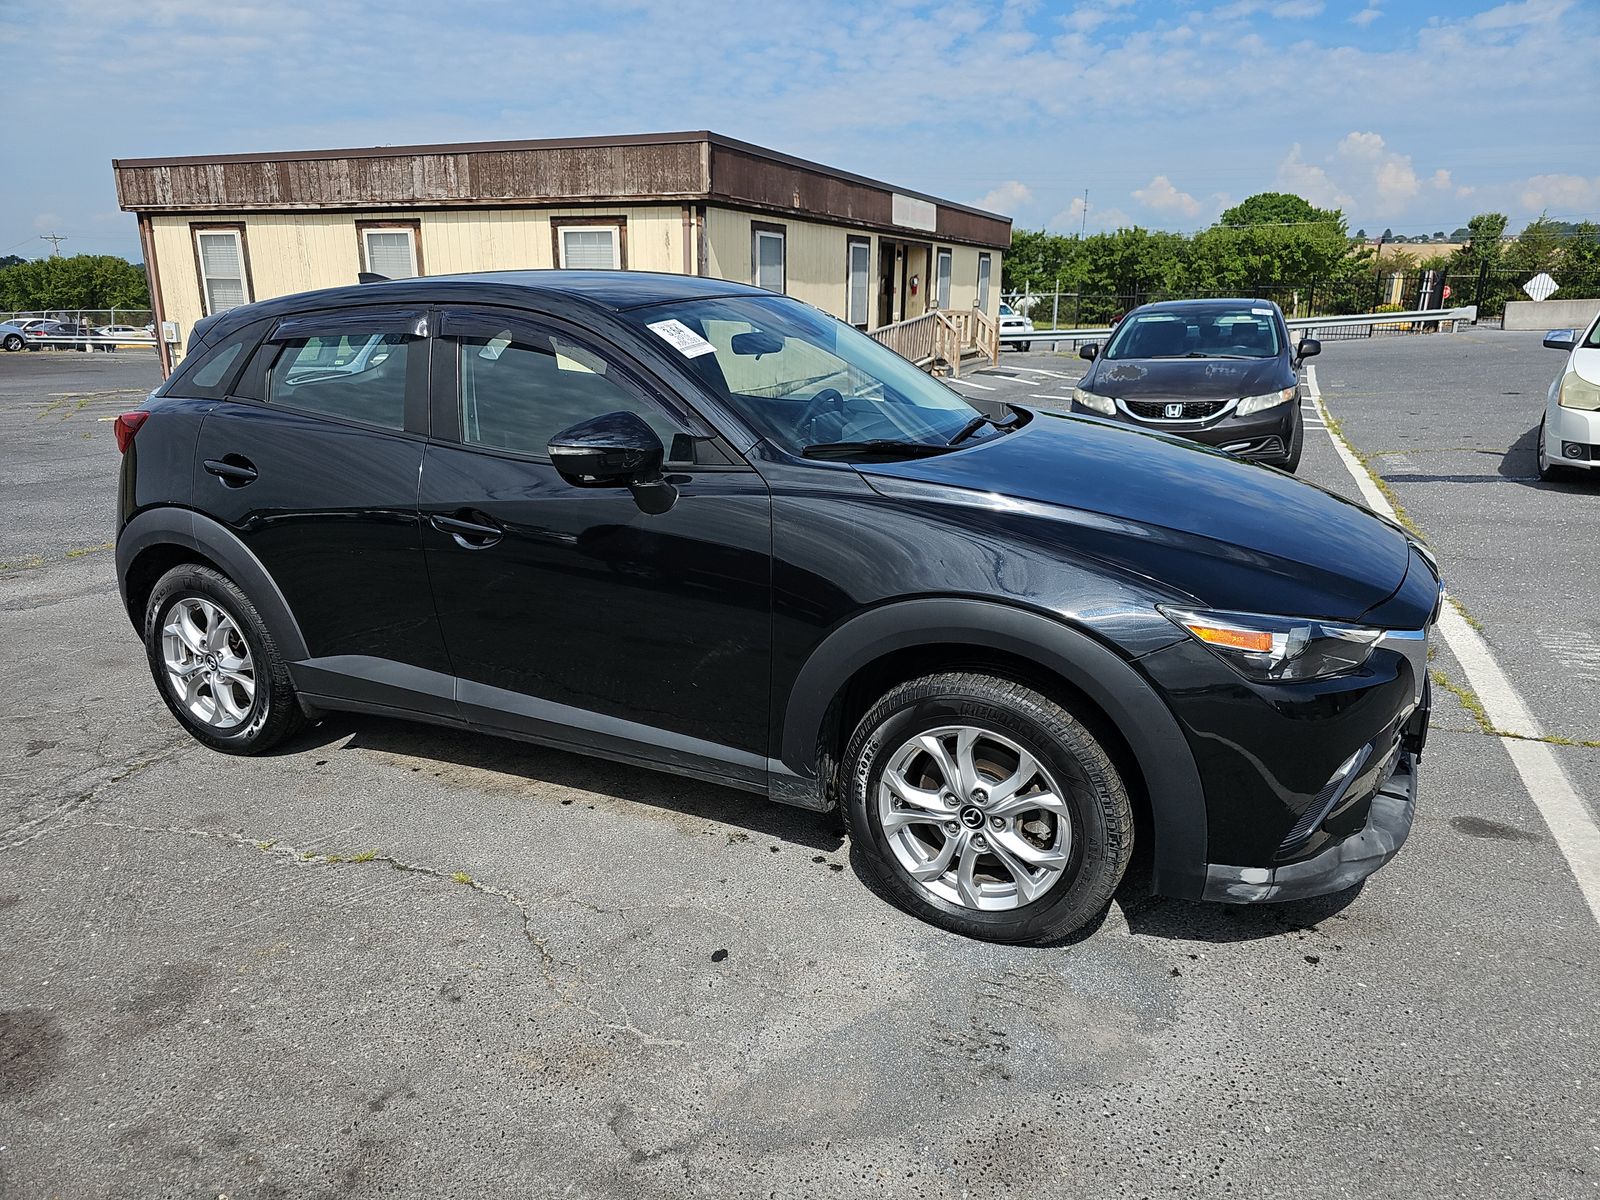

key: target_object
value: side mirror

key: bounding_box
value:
[547,410,678,514]
[1079,343,1099,361]
[1544,329,1578,352]
[1296,338,1321,362]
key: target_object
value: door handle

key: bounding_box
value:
[204,457,258,486]
[430,512,503,548]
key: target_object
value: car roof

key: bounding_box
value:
[1132,298,1281,314]
[190,269,772,349]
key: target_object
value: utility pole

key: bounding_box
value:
[1080,189,1089,237]
[40,232,67,256]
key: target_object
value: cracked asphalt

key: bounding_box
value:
[3,341,1599,1199]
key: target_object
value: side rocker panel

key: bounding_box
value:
[777,598,1210,900]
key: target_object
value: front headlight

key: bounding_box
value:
[1558,371,1600,411]
[1235,386,1297,416]
[1073,387,1115,415]
[1160,606,1383,683]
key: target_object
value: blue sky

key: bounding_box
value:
[2,0,1597,263]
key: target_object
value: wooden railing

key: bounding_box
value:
[868,307,1000,377]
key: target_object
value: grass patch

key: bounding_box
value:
[349,849,378,863]
[451,871,474,886]
[1430,665,1600,749]
[1320,406,1427,543]
[1445,595,1484,633]
[64,541,114,559]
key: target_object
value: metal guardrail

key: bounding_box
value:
[8,334,158,350]
[997,306,1478,346]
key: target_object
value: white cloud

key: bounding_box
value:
[1062,0,1136,33]
[972,180,1034,215]
[1335,131,1420,206]
[1212,0,1324,18]
[1429,169,1453,190]
[1132,175,1201,218]
[1275,144,1355,211]
[1517,174,1600,213]
[1351,6,1382,27]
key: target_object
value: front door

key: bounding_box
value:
[191,306,452,710]
[878,241,900,328]
[417,308,774,787]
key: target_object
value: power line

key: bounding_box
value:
[39,232,67,256]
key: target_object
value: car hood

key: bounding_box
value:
[859,410,1415,622]
[1085,356,1289,399]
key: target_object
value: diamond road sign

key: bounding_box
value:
[1523,272,1559,302]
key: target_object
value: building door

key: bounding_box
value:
[877,240,900,327]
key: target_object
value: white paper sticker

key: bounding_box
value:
[647,319,716,358]
[1252,307,1273,316]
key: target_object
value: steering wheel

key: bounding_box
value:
[797,387,847,443]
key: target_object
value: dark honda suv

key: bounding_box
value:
[114,271,1438,944]
[1071,298,1319,471]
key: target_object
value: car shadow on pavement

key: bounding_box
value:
[1504,421,1599,488]
[276,713,847,853]
[1115,869,1364,945]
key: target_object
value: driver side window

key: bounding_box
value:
[456,325,685,460]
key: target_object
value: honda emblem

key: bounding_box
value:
[1163,403,1185,419]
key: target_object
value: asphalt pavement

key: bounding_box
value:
[2,339,1597,1199]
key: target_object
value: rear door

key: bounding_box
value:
[417,307,773,786]
[192,304,453,714]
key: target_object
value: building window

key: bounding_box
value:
[847,238,871,328]
[192,226,251,316]
[554,220,626,270]
[934,248,953,310]
[752,222,786,293]
[977,253,992,312]
[358,222,421,279]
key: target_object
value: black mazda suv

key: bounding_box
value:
[114,271,1438,944]
[1071,298,1318,471]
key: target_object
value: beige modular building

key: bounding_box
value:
[112,131,1012,373]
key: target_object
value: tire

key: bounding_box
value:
[142,564,305,754]
[842,671,1133,944]
[1,334,21,352]
[1018,341,1031,352]
[1280,414,1304,472]
[1537,414,1575,482]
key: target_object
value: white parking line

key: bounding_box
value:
[1011,367,1075,378]
[950,379,996,391]
[1030,393,1075,402]
[1306,362,1600,926]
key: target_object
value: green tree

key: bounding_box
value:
[1506,213,1562,276]
[0,254,150,311]
[0,254,24,271]
[1459,212,1507,270]
[1217,192,1345,230]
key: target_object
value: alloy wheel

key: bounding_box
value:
[161,596,256,729]
[876,724,1072,911]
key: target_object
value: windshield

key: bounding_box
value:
[999,303,1015,316]
[624,294,993,453]
[1587,314,1600,348]
[1102,306,1283,360]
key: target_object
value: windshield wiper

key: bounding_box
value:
[801,440,953,460]
[947,411,1021,446]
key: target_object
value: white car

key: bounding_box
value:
[97,325,155,340]
[999,302,1034,351]
[1539,312,1600,481]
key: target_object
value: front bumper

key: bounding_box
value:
[1070,399,1296,460]
[1550,403,1600,468]
[1202,748,1418,902]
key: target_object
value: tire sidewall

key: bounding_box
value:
[846,685,1120,943]
[2,335,21,352]
[144,569,275,751]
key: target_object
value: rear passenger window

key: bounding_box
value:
[458,327,679,457]
[267,332,409,429]
[190,341,246,390]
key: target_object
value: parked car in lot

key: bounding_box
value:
[0,320,25,351]
[114,271,1439,943]
[999,301,1033,351]
[1538,314,1600,481]
[97,324,156,341]
[24,320,88,350]
[1070,298,1318,472]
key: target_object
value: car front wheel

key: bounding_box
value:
[143,563,304,754]
[2,334,21,352]
[843,672,1133,943]
[1537,413,1576,482]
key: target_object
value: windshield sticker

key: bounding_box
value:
[647,319,716,359]
[1252,307,1273,316]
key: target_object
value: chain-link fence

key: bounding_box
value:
[1,309,158,352]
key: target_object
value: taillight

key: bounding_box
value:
[114,411,149,454]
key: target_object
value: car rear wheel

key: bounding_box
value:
[143,564,304,754]
[2,334,21,352]
[842,672,1133,943]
